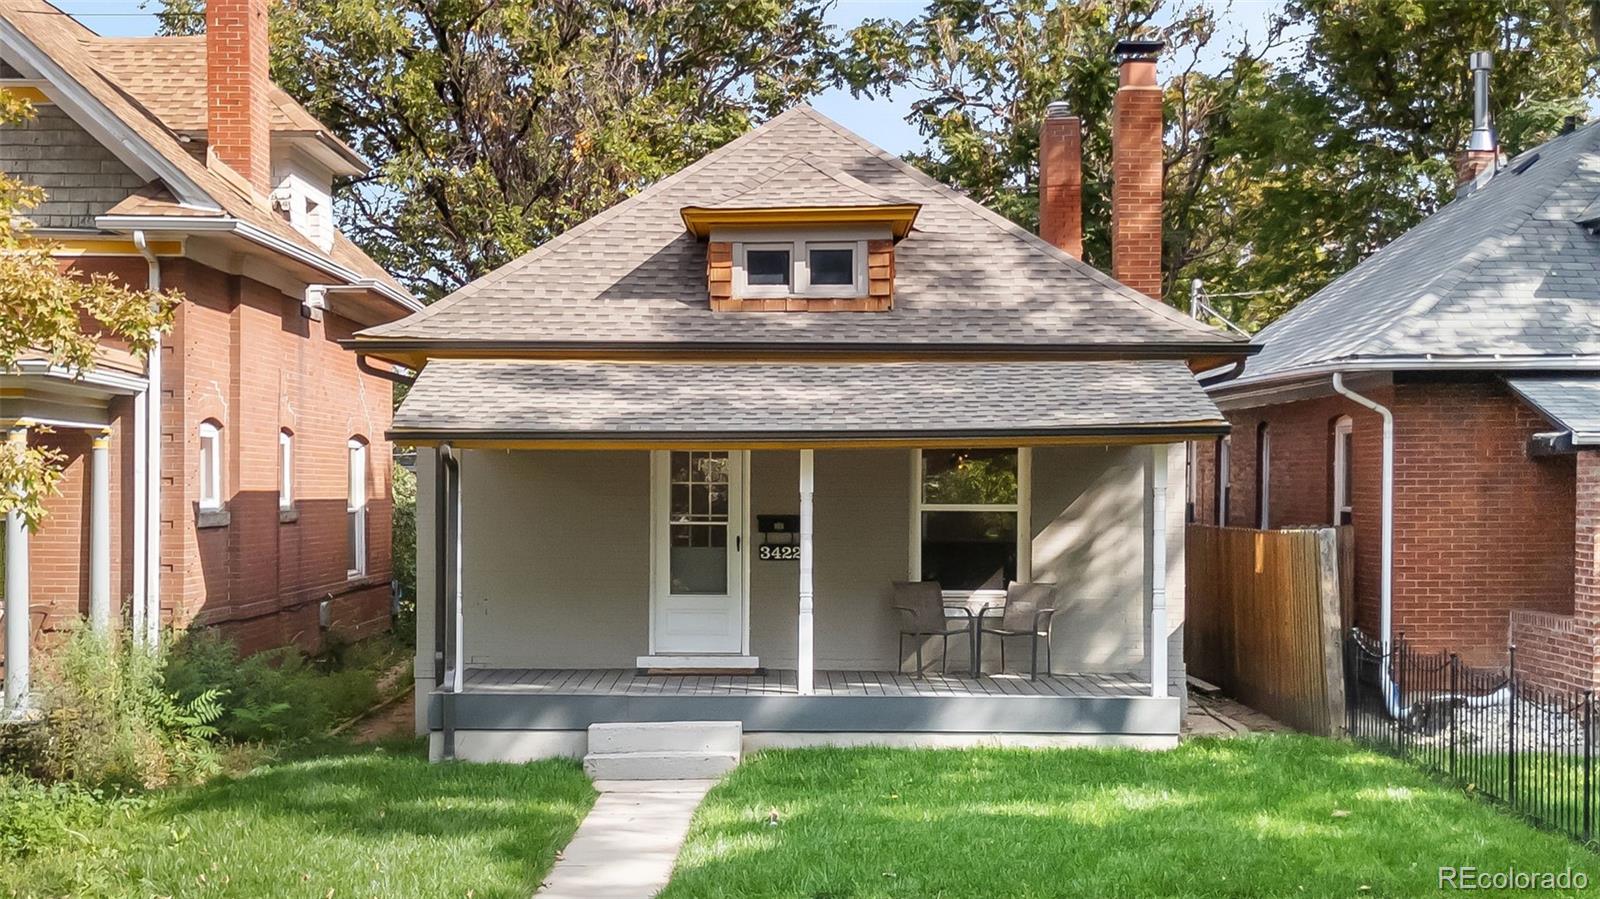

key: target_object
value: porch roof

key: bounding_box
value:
[1506,375,1600,446]
[389,359,1227,447]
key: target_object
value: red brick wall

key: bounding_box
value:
[1210,376,1576,668]
[163,258,394,652]
[13,253,395,659]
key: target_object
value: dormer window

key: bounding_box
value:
[733,240,868,299]
[682,153,918,313]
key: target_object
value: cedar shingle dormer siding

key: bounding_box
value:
[707,238,894,312]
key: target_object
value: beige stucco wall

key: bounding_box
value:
[413,443,1188,727]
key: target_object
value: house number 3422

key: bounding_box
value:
[758,545,801,561]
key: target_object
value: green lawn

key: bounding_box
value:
[661,735,1596,899]
[3,739,596,899]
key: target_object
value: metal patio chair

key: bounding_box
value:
[977,582,1058,680]
[892,580,973,677]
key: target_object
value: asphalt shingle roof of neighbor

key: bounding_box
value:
[1229,119,1600,388]
[357,106,1245,352]
[390,359,1227,438]
[0,0,410,303]
[1505,375,1600,445]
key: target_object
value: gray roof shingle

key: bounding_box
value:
[1231,121,1600,387]
[700,154,911,209]
[391,359,1226,439]
[357,106,1241,352]
[1505,375,1600,444]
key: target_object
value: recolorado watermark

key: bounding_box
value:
[1439,867,1589,891]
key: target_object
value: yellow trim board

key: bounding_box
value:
[1,86,50,103]
[34,238,185,257]
[394,431,1223,451]
[680,205,921,239]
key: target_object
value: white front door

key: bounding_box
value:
[651,450,746,654]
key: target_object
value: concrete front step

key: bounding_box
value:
[583,721,743,780]
[588,720,742,755]
[583,749,740,781]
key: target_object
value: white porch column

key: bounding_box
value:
[5,424,32,714]
[798,449,814,695]
[88,429,112,634]
[1149,443,1169,699]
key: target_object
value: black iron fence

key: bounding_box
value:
[1344,629,1595,843]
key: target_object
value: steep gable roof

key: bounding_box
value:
[83,35,366,173]
[1229,120,1600,388]
[704,153,912,209]
[0,0,412,307]
[358,106,1243,353]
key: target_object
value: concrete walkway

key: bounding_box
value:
[537,779,714,899]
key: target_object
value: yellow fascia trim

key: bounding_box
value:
[36,238,185,257]
[1,86,50,103]
[680,205,920,239]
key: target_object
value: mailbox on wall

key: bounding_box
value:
[756,514,802,560]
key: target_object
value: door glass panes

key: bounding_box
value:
[669,451,730,594]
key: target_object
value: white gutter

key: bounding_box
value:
[96,215,421,313]
[133,231,162,649]
[1215,355,1600,396]
[1330,373,1403,719]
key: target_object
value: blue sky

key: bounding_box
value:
[55,0,1292,156]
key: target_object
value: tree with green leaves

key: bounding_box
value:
[155,0,838,299]
[1,94,174,529]
[840,0,1600,330]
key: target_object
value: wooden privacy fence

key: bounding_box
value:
[1185,525,1348,735]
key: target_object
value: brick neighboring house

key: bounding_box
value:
[1194,59,1600,689]
[0,0,418,710]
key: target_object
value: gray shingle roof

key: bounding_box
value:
[390,359,1225,439]
[702,154,910,209]
[1231,121,1600,387]
[357,106,1241,352]
[1505,375,1600,445]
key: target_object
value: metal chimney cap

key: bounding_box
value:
[1045,101,1074,119]
[1113,38,1165,61]
[1469,50,1493,71]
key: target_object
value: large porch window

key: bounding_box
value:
[911,448,1030,592]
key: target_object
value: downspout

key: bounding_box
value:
[1330,373,1403,719]
[133,231,162,649]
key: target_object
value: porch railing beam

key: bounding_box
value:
[1150,443,1169,699]
[798,448,815,695]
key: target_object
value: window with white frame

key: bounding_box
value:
[1332,416,1354,525]
[912,448,1029,592]
[278,428,294,510]
[733,239,867,297]
[347,437,368,577]
[1255,422,1271,529]
[198,420,222,510]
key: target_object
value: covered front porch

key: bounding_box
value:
[398,358,1221,760]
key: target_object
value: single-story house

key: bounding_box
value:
[348,42,1252,760]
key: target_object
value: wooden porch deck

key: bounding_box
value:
[461,667,1151,698]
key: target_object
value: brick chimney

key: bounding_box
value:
[206,0,271,195]
[1455,50,1498,187]
[1111,39,1164,298]
[1039,101,1083,258]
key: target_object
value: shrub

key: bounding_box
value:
[392,462,417,624]
[163,630,392,743]
[0,774,137,859]
[6,627,223,790]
